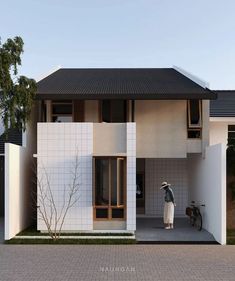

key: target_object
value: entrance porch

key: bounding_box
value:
[136,217,216,243]
[136,146,226,244]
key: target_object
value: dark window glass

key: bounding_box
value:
[102,100,111,122]
[118,159,124,205]
[228,125,235,132]
[95,159,109,205]
[96,208,108,218]
[52,104,72,115]
[112,208,124,218]
[188,130,201,139]
[189,100,200,125]
[42,102,47,122]
[101,100,126,122]
[112,100,126,122]
[228,132,235,139]
[111,159,117,205]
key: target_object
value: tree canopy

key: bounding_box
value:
[0,36,36,133]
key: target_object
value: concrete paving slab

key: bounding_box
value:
[136,217,216,242]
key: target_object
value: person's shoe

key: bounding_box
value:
[165,226,170,230]
[170,225,174,229]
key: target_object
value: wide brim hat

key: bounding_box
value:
[160,181,171,189]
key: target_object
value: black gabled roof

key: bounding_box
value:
[210,90,235,117]
[36,68,216,100]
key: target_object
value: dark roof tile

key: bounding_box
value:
[210,90,235,117]
[36,68,215,100]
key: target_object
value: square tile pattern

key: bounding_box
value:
[145,158,188,217]
[126,123,136,231]
[37,123,136,231]
[37,123,93,231]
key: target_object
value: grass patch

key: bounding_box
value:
[17,225,134,237]
[227,238,235,245]
[227,229,235,237]
[6,238,136,245]
[227,229,235,245]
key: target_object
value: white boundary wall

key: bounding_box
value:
[188,144,226,244]
[5,143,33,240]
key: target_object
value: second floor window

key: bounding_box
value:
[187,100,202,138]
[188,100,202,128]
[51,100,73,122]
[101,100,127,123]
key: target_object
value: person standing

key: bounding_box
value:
[160,181,176,229]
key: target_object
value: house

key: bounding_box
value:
[210,90,235,230]
[2,67,230,244]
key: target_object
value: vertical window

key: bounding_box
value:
[101,100,127,122]
[188,100,202,127]
[102,100,111,122]
[187,100,202,138]
[94,157,125,220]
[51,100,73,122]
[95,159,109,206]
[73,100,84,122]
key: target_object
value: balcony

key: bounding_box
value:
[37,122,136,158]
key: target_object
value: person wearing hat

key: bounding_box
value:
[160,181,176,229]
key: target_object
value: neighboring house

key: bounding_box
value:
[3,68,230,244]
[210,91,235,229]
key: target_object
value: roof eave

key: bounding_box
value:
[35,92,216,100]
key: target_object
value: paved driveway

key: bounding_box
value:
[0,245,235,281]
[136,218,215,242]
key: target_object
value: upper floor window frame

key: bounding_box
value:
[187,100,202,129]
[51,100,73,122]
[100,100,128,123]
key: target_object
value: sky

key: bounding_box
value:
[1,0,235,89]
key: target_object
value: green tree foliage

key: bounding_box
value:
[0,36,36,133]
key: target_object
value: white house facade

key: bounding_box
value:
[3,68,231,244]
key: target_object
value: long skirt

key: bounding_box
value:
[163,202,174,224]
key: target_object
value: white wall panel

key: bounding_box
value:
[5,143,33,240]
[188,144,226,244]
[135,100,187,158]
[126,123,136,231]
[37,123,93,231]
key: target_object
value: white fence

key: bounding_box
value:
[5,143,33,240]
[188,144,226,244]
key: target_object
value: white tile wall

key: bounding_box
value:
[126,123,136,231]
[145,158,188,217]
[37,123,93,231]
[37,122,137,232]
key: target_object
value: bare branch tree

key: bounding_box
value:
[34,154,80,240]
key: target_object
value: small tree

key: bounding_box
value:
[0,36,36,133]
[35,155,80,240]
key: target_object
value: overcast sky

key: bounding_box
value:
[1,0,235,89]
